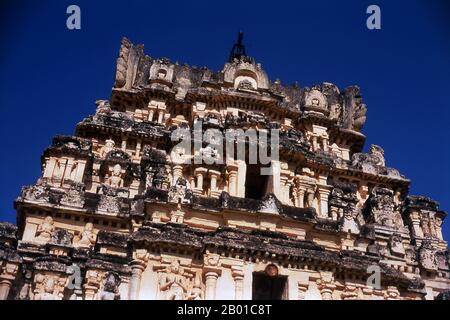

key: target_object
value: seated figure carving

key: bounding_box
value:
[35,216,55,242]
[73,223,96,248]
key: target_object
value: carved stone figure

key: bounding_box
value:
[168,177,192,204]
[342,86,367,131]
[115,38,131,88]
[159,260,188,300]
[35,216,55,241]
[199,146,219,162]
[107,164,124,188]
[304,88,328,111]
[100,272,121,300]
[204,254,220,267]
[49,229,73,246]
[419,240,438,271]
[237,79,255,90]
[23,182,50,203]
[186,273,203,300]
[34,275,63,300]
[99,139,116,158]
[340,203,360,234]
[95,100,111,114]
[73,223,96,248]
[40,277,57,300]
[329,103,342,121]
[389,234,405,257]
[351,144,386,175]
[60,183,85,208]
[369,145,385,167]
[364,187,403,228]
[97,195,120,213]
[258,194,282,215]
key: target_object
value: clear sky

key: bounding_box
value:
[0,0,449,240]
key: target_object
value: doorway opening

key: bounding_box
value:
[245,164,269,200]
[252,272,288,300]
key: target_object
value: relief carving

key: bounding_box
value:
[35,216,55,242]
[73,223,96,248]
[158,260,188,300]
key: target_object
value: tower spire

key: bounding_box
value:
[228,31,247,62]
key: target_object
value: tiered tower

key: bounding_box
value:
[0,35,449,300]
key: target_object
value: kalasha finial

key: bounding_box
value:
[228,31,247,62]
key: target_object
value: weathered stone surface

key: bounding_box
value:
[1,35,448,301]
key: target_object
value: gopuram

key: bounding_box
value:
[0,33,449,300]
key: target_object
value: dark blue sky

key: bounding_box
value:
[1,0,449,239]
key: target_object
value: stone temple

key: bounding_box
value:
[0,34,449,300]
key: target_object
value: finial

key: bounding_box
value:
[228,31,247,62]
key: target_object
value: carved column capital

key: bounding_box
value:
[128,259,146,300]
[297,281,309,300]
[317,271,335,300]
[231,265,244,300]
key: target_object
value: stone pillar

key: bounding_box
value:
[278,176,287,203]
[312,136,318,151]
[135,140,142,159]
[74,160,86,182]
[232,266,244,300]
[297,189,305,208]
[322,137,328,152]
[172,165,184,185]
[84,270,101,300]
[298,281,309,300]
[209,170,220,192]
[128,261,145,300]
[158,111,164,124]
[0,280,12,300]
[121,138,127,151]
[410,211,424,240]
[43,158,57,178]
[318,272,335,300]
[148,109,155,122]
[227,166,238,196]
[63,159,74,181]
[0,263,18,300]
[292,188,299,207]
[189,176,196,190]
[205,271,219,300]
[317,185,331,218]
[285,180,293,205]
[209,170,221,198]
[194,167,207,194]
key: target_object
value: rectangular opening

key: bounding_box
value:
[245,164,269,200]
[252,272,288,300]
